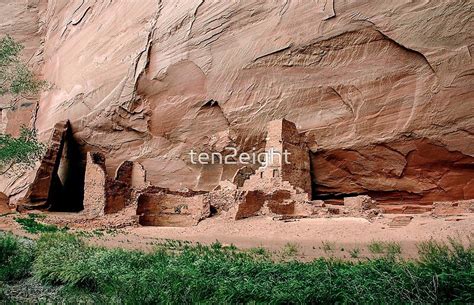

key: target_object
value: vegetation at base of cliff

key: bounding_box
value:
[14,214,68,234]
[0,232,473,304]
[0,233,34,282]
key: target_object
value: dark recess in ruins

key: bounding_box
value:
[18,120,85,212]
[50,124,85,212]
[310,139,474,210]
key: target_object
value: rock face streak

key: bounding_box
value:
[0,1,473,206]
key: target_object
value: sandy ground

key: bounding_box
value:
[1,211,473,261]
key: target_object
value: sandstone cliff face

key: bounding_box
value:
[1,1,473,205]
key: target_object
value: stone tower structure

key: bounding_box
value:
[242,119,311,199]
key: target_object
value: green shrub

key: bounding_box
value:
[1,36,46,170]
[0,126,45,168]
[417,238,474,302]
[15,214,67,234]
[248,247,268,258]
[0,35,45,96]
[30,234,473,303]
[281,242,299,258]
[368,241,402,258]
[1,232,472,304]
[349,247,361,258]
[322,241,335,252]
[368,241,385,254]
[0,233,34,281]
[386,242,402,256]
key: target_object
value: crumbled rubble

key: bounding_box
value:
[83,152,147,218]
[432,199,474,216]
[388,216,414,228]
[343,195,381,219]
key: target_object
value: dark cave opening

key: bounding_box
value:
[48,126,85,212]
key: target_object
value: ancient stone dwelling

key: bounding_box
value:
[13,118,474,227]
[242,119,311,197]
[1,1,473,228]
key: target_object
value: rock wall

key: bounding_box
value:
[83,152,133,216]
[0,192,10,214]
[18,120,70,210]
[313,139,474,204]
[137,187,210,226]
[1,1,473,205]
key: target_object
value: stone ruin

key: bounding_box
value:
[12,118,474,227]
[17,120,84,212]
[17,121,70,211]
[136,187,210,226]
[83,152,147,218]
[233,119,315,219]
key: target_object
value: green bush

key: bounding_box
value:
[368,241,402,257]
[15,214,66,234]
[1,232,473,303]
[368,241,385,254]
[0,35,45,96]
[0,126,45,167]
[28,233,474,304]
[0,36,46,170]
[417,238,474,302]
[0,233,34,282]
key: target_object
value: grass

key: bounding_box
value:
[0,233,34,282]
[386,242,402,256]
[75,229,105,238]
[281,242,299,258]
[322,240,335,252]
[15,214,68,234]
[349,247,361,258]
[368,241,385,254]
[248,247,268,257]
[368,241,402,256]
[0,232,473,304]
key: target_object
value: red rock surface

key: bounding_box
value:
[1,1,473,209]
[313,139,474,206]
[17,121,70,210]
[0,192,10,214]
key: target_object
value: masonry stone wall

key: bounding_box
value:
[137,187,210,226]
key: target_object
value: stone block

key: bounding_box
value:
[344,195,376,211]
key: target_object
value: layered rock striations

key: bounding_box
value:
[0,1,472,208]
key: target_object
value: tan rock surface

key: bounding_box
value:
[83,152,107,218]
[0,0,44,136]
[0,1,473,206]
[83,152,132,217]
[432,199,474,216]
